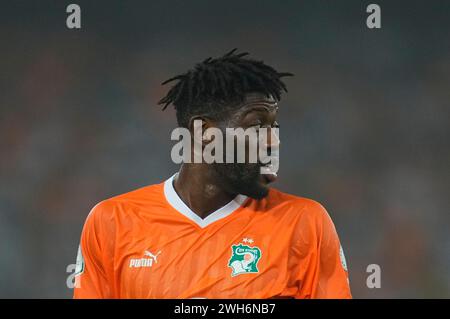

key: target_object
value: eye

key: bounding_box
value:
[249,121,262,128]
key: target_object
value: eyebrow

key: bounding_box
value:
[241,103,279,115]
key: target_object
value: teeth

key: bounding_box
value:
[260,164,277,176]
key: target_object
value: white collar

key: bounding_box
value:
[163,173,248,228]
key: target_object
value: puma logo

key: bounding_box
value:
[129,250,162,268]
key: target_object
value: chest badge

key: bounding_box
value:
[228,238,262,277]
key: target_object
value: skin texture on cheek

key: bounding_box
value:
[203,93,278,199]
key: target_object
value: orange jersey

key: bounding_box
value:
[73,174,351,299]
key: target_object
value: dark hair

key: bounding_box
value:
[158,49,293,127]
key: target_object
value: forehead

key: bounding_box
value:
[224,93,278,126]
[241,92,277,105]
[238,92,278,112]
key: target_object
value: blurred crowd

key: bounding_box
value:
[0,0,449,297]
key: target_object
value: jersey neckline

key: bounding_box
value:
[163,173,248,228]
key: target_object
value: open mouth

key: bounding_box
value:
[260,163,278,184]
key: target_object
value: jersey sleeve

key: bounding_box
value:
[73,201,116,299]
[294,201,352,299]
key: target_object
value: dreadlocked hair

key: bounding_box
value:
[158,49,293,127]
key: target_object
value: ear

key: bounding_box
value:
[188,115,215,145]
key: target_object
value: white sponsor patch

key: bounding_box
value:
[75,245,85,276]
[339,245,348,271]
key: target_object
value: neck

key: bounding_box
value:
[172,164,236,219]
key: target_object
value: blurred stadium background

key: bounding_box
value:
[0,0,449,298]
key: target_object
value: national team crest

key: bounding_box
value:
[228,243,262,276]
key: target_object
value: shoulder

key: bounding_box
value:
[84,182,165,227]
[267,189,342,257]
[266,187,331,222]
[264,187,338,239]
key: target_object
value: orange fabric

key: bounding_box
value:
[73,181,351,299]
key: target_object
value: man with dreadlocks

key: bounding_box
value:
[74,50,351,299]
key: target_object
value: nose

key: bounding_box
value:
[263,127,280,155]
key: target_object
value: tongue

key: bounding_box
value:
[260,164,277,176]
